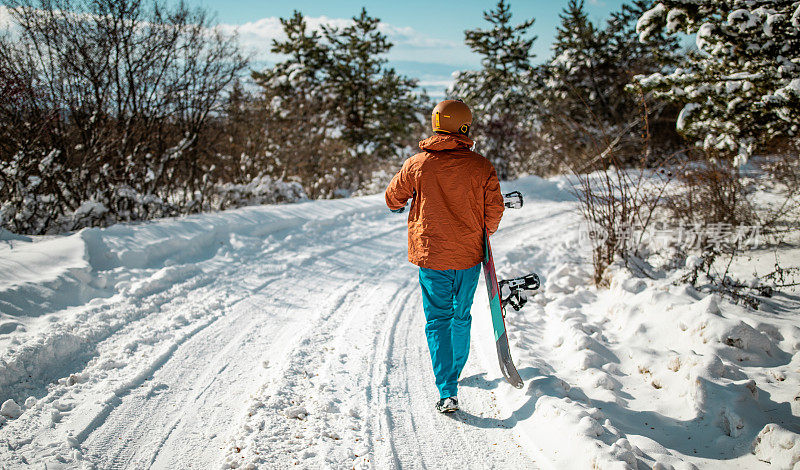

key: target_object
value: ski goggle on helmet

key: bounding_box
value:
[431,99,472,136]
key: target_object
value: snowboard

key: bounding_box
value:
[482,228,525,389]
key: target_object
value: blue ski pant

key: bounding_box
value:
[418,263,481,399]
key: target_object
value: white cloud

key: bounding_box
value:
[0,7,468,94]
[219,15,476,69]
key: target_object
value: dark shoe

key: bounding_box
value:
[435,396,459,413]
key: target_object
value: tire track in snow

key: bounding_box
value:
[0,206,407,468]
[80,285,293,468]
[367,283,418,469]
[0,268,216,406]
[83,218,407,469]
[219,229,412,468]
[69,309,223,447]
[0,277,232,466]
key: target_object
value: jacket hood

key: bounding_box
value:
[419,133,474,152]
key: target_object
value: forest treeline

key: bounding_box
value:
[1,0,798,235]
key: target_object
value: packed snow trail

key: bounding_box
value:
[2,175,799,469]
[0,180,563,468]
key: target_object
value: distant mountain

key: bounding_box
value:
[391,61,472,99]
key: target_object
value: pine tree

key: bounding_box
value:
[322,8,424,162]
[540,0,682,168]
[464,0,536,92]
[450,0,537,179]
[635,0,800,165]
[547,0,603,120]
[250,11,343,196]
[254,11,328,93]
[606,0,683,160]
[252,10,330,123]
[605,0,681,77]
[252,9,427,196]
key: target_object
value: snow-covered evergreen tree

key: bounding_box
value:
[251,11,338,197]
[253,9,427,195]
[606,1,682,79]
[540,0,682,168]
[449,0,537,179]
[636,0,800,165]
[322,9,425,165]
[545,0,603,125]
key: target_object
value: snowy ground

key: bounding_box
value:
[1,175,798,469]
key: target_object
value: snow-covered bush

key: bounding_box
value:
[211,176,307,210]
[0,0,247,234]
[635,0,800,165]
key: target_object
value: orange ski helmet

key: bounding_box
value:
[431,99,472,135]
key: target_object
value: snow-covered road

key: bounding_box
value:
[0,177,571,469]
[2,175,798,469]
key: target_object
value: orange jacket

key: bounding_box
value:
[385,133,504,270]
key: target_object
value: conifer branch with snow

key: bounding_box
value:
[635,0,800,165]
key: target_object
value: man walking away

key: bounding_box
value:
[385,99,504,413]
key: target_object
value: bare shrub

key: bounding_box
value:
[666,150,759,229]
[668,149,800,309]
[565,97,678,285]
[0,0,248,234]
[757,152,800,236]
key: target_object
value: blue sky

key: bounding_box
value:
[201,0,630,96]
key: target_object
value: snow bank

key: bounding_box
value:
[0,232,99,317]
[0,194,385,405]
[1,172,796,469]
[480,181,800,470]
[512,257,799,468]
[1,196,383,306]
[753,424,800,468]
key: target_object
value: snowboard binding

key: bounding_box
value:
[503,191,523,209]
[499,273,540,311]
